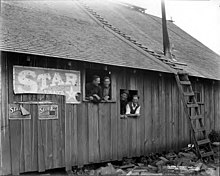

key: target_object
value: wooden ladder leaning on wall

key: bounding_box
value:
[174,70,214,160]
[76,0,214,160]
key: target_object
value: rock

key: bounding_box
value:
[120,164,136,169]
[147,165,158,171]
[178,152,197,159]
[156,160,165,166]
[212,142,220,146]
[116,169,127,175]
[159,156,169,162]
[96,163,117,175]
[89,169,95,175]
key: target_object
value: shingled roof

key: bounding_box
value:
[85,0,220,80]
[0,0,170,73]
[1,0,220,80]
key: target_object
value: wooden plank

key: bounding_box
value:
[165,78,172,151]
[209,82,214,131]
[151,76,158,153]
[178,90,185,148]
[45,92,53,170]
[10,120,21,175]
[159,75,166,151]
[111,71,117,101]
[1,53,12,175]
[23,105,32,172]
[81,102,89,165]
[204,84,210,134]
[31,104,38,171]
[77,103,87,165]
[65,104,72,171]
[214,83,220,130]
[71,105,78,165]
[59,96,66,167]
[144,75,152,154]
[136,72,144,156]
[110,102,118,160]
[120,70,128,158]
[46,119,53,170]
[116,70,124,159]
[38,120,46,172]
[130,72,137,156]
[0,51,2,175]
[98,103,110,161]
[98,103,105,161]
[172,81,178,151]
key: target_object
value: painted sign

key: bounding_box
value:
[13,66,81,104]
[9,104,31,120]
[38,105,58,120]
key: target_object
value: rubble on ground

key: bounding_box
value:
[71,131,220,175]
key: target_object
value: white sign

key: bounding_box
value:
[13,66,81,104]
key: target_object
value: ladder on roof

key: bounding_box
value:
[77,0,214,160]
[175,71,214,160]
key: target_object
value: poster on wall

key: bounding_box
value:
[9,104,31,120]
[13,66,81,104]
[38,105,58,120]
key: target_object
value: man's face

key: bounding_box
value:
[132,96,139,104]
[93,78,100,86]
[121,93,128,101]
[104,79,110,87]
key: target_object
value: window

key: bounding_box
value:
[188,91,202,103]
[84,68,113,102]
[120,89,138,115]
[195,91,202,103]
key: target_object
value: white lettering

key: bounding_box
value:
[50,73,64,86]
[37,73,51,90]
[17,70,37,92]
[65,73,77,86]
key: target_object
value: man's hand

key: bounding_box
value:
[89,96,94,100]
[120,114,127,119]
[103,96,110,101]
[93,94,101,100]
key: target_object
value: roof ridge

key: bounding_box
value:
[75,0,189,75]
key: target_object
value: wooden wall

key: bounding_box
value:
[1,52,220,175]
[0,51,2,175]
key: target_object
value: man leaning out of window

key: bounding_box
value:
[125,95,140,117]
[85,75,102,103]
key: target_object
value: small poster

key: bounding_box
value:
[9,104,31,120]
[38,105,58,120]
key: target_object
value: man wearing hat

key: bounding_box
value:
[120,90,129,115]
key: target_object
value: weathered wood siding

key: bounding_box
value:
[1,52,220,175]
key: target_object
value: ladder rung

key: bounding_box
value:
[184,92,194,96]
[180,81,191,85]
[190,115,203,120]
[201,151,214,158]
[177,71,188,75]
[195,127,206,132]
[197,138,210,145]
[187,103,199,108]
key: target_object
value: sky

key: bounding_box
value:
[113,0,220,55]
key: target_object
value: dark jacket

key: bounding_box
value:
[85,82,102,99]
[101,86,111,100]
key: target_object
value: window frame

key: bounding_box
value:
[120,89,139,115]
[82,69,116,103]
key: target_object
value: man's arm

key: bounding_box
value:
[125,104,131,115]
[94,86,102,100]
[135,106,140,116]
[85,83,93,100]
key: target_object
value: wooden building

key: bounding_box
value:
[0,0,220,175]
